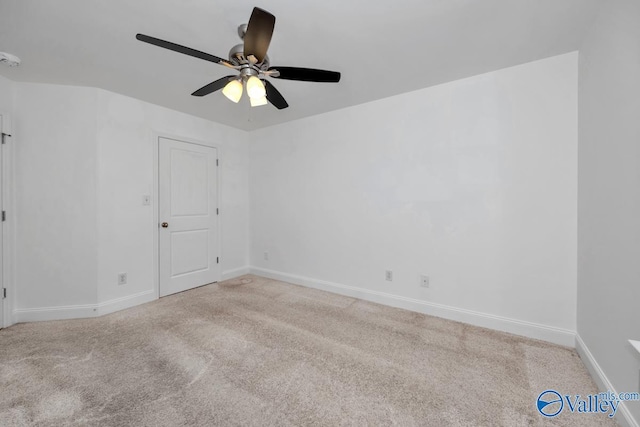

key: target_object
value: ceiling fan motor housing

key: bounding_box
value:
[228,43,269,70]
[239,66,259,80]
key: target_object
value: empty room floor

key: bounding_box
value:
[0,275,612,426]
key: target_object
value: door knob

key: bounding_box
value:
[161,222,169,228]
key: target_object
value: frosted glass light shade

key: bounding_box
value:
[222,80,243,103]
[246,76,266,99]
[250,95,268,107]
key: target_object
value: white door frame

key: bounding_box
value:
[152,132,221,299]
[0,112,15,328]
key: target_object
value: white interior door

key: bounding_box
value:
[158,137,219,297]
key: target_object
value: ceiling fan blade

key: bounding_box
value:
[136,34,235,68]
[243,8,275,63]
[268,67,341,83]
[192,76,236,97]
[264,80,289,109]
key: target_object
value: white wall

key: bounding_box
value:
[10,82,250,320]
[577,0,640,424]
[14,83,99,309]
[250,53,578,344]
[95,89,250,306]
[0,75,14,114]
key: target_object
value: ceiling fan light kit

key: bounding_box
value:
[136,7,340,110]
[246,75,266,99]
[222,79,243,103]
[250,95,268,107]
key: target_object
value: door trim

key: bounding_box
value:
[0,112,15,328]
[152,132,221,299]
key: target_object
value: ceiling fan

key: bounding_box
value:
[136,7,341,110]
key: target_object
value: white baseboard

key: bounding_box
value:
[250,267,576,347]
[97,290,156,316]
[222,266,251,281]
[14,303,99,323]
[576,335,638,427]
[14,289,157,323]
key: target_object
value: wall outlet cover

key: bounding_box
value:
[420,274,430,288]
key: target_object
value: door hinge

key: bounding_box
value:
[216,257,219,264]
[216,208,219,215]
[2,211,5,222]
[2,288,6,299]
[216,159,219,166]
[1,134,5,144]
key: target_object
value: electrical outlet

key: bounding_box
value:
[385,270,393,281]
[118,273,127,285]
[263,252,269,261]
[420,274,430,288]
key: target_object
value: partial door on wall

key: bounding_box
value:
[0,114,4,327]
[0,112,11,328]
[158,137,219,297]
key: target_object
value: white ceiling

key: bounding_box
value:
[0,0,599,131]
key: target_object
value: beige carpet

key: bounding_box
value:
[0,275,615,426]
